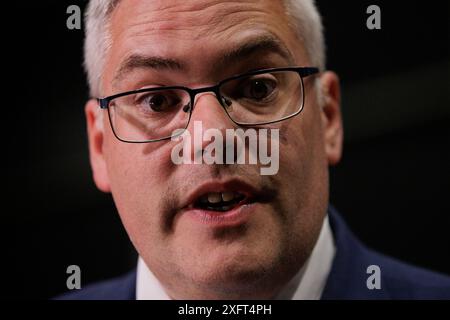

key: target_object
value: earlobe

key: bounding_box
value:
[320,71,343,166]
[85,99,111,192]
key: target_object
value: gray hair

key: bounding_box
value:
[84,0,326,98]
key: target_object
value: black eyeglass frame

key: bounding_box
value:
[97,66,319,143]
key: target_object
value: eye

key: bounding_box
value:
[137,91,182,113]
[241,77,277,101]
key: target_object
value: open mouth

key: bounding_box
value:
[193,192,248,212]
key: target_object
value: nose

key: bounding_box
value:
[190,92,235,129]
[185,93,237,164]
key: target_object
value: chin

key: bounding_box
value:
[186,239,284,287]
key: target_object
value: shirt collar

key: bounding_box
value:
[136,215,335,300]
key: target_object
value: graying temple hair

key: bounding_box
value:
[84,0,326,98]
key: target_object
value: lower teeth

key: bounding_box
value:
[217,205,232,211]
[201,200,242,211]
[203,204,233,212]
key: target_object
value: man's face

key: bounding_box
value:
[87,0,342,299]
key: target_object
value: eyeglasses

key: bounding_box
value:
[98,66,319,143]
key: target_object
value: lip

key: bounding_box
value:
[179,179,263,227]
[183,201,258,227]
[181,179,260,209]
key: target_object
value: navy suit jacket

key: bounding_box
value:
[57,206,450,299]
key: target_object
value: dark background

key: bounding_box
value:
[4,1,449,299]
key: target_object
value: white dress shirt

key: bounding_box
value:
[136,215,335,300]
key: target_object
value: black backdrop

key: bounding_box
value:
[4,0,449,299]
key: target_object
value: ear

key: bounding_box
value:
[319,71,343,166]
[85,99,111,192]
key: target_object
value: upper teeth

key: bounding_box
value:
[207,193,222,203]
[200,192,241,204]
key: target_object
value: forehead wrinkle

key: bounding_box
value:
[196,8,271,39]
[145,0,260,20]
[113,0,277,41]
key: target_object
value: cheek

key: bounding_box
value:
[104,127,176,188]
[278,111,323,175]
[276,102,328,208]
[272,107,329,248]
[103,134,176,237]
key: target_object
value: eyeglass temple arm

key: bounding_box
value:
[98,98,109,109]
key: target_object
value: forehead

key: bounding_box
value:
[111,0,290,38]
[109,0,302,59]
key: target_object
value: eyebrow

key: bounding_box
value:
[219,35,294,66]
[113,55,184,85]
[112,34,294,86]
